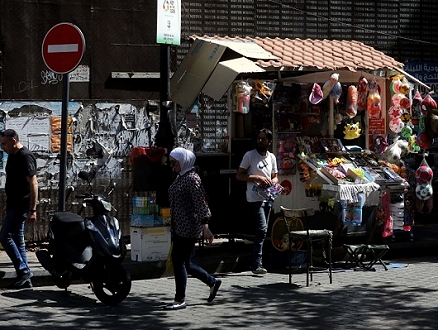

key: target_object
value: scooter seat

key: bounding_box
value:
[53,212,84,223]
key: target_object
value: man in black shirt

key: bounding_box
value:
[0,129,38,289]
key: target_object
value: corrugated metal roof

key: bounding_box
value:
[190,35,404,72]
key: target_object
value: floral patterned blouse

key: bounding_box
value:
[168,170,211,239]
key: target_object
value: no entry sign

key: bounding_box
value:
[42,23,85,74]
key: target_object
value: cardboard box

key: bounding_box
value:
[130,226,171,262]
[130,214,155,227]
[170,38,277,107]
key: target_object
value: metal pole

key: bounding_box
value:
[155,44,174,150]
[58,73,70,211]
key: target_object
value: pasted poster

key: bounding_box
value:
[6,116,51,152]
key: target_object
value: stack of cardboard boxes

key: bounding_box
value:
[130,194,171,262]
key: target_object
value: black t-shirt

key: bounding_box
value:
[5,147,37,211]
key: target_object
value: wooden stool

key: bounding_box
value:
[343,244,389,271]
[281,206,333,286]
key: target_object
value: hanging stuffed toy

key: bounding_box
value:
[384,137,408,164]
[367,79,381,118]
[357,76,368,111]
[343,122,361,140]
[346,85,358,118]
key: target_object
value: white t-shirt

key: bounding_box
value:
[238,149,278,202]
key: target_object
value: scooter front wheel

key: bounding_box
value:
[53,272,72,289]
[92,265,131,306]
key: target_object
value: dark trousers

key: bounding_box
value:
[171,234,216,303]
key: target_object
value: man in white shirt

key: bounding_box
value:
[236,128,278,274]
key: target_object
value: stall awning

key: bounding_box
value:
[170,38,276,108]
[393,68,431,90]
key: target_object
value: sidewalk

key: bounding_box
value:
[0,221,438,289]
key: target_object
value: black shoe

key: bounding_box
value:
[9,279,33,290]
[207,279,222,303]
[13,272,33,288]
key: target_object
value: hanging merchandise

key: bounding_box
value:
[250,79,275,107]
[420,94,437,115]
[425,107,438,139]
[232,81,252,114]
[343,122,361,140]
[373,134,388,154]
[389,117,404,134]
[330,81,342,104]
[381,190,393,239]
[357,76,368,111]
[403,189,415,233]
[398,77,411,95]
[340,192,365,226]
[412,89,423,107]
[366,79,381,118]
[309,83,323,105]
[415,131,431,150]
[346,85,358,118]
[384,137,408,164]
[389,77,401,95]
[415,154,434,214]
[322,73,339,99]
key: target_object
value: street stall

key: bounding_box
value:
[169,36,431,247]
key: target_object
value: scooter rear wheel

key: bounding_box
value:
[92,265,131,306]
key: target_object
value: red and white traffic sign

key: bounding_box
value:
[42,23,85,74]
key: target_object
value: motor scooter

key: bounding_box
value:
[36,169,131,306]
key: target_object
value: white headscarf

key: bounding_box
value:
[170,147,196,176]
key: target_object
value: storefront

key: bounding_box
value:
[169,36,431,244]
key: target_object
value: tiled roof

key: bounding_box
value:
[189,35,404,72]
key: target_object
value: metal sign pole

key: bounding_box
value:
[58,73,70,211]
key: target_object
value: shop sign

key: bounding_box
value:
[368,118,385,135]
[404,62,438,101]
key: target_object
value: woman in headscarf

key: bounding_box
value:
[164,147,221,310]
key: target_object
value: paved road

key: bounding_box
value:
[1,255,438,329]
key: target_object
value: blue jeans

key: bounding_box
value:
[248,201,271,268]
[171,234,216,303]
[0,210,31,278]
